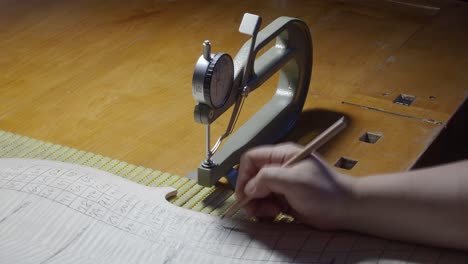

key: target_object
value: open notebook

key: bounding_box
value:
[0,159,466,264]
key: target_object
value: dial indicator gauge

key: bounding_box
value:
[193,53,234,109]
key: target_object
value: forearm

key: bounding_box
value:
[343,160,468,250]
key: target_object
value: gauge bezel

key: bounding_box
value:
[192,53,234,109]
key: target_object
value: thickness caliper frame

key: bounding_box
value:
[192,13,313,187]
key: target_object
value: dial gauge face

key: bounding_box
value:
[206,54,234,108]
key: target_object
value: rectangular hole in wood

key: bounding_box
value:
[393,94,415,106]
[359,132,382,144]
[334,157,358,170]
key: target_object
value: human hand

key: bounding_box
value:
[235,143,355,230]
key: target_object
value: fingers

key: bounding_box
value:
[244,166,296,199]
[244,199,282,218]
[236,143,302,200]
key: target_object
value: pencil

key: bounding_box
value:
[221,116,347,219]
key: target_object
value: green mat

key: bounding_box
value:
[0,130,236,216]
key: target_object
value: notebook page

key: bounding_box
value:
[0,159,465,264]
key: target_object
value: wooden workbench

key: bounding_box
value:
[0,0,467,177]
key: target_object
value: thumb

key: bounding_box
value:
[244,166,293,199]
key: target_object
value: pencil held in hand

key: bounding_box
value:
[222,117,347,219]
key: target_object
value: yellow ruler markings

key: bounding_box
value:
[48,147,75,161]
[92,156,113,170]
[0,132,17,145]
[23,141,49,158]
[99,158,121,172]
[121,165,139,180]
[191,187,226,212]
[114,163,136,178]
[81,154,105,167]
[146,172,171,186]
[133,168,157,183]
[0,135,30,156]
[138,170,163,185]
[0,130,7,140]
[109,162,130,176]
[24,142,54,158]
[125,166,148,182]
[0,134,24,152]
[0,130,240,216]
[108,161,129,175]
[180,186,216,210]
[16,139,46,158]
[150,174,180,187]
[38,144,64,159]
[52,147,75,161]
[170,180,197,203]
[3,137,37,158]
[162,175,183,187]
[169,177,190,189]
[18,140,47,159]
[1,136,30,157]
[75,152,98,166]
[63,150,88,163]
[172,183,204,206]
[129,166,154,183]
[167,177,191,202]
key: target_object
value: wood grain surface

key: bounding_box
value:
[0,0,466,177]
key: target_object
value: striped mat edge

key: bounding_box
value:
[0,130,237,216]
